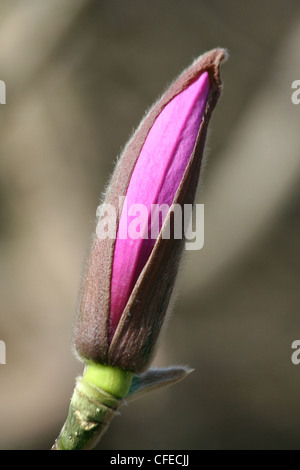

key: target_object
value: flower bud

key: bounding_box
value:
[74,48,226,373]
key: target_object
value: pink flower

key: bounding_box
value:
[74,49,226,372]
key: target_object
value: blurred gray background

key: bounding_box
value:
[0,0,300,450]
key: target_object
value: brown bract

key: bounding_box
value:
[74,48,227,372]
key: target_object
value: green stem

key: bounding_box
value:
[52,363,133,450]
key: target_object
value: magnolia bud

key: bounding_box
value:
[74,48,226,372]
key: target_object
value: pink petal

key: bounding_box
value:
[109,71,210,340]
